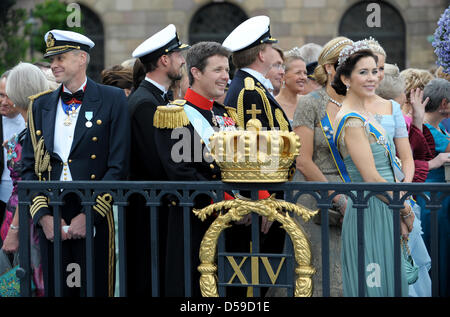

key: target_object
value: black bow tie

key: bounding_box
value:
[61,90,84,105]
[164,90,174,103]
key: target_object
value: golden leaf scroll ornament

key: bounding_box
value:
[193,194,318,297]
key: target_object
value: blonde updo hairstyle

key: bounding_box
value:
[400,68,435,101]
[365,37,386,57]
[435,66,450,81]
[312,36,352,87]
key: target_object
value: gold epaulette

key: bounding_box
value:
[153,99,189,129]
[224,106,240,127]
[244,77,255,90]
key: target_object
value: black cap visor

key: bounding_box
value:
[139,36,190,64]
[234,28,278,53]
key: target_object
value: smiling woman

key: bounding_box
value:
[332,44,412,296]
[275,47,307,123]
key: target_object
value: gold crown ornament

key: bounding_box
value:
[209,118,300,183]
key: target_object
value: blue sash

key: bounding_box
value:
[334,112,405,182]
[320,112,351,183]
[183,104,215,151]
[183,104,238,196]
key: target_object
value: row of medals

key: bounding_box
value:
[64,104,92,128]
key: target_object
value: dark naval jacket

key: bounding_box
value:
[21,77,130,224]
[128,79,172,181]
[225,69,291,131]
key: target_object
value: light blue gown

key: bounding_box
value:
[338,113,409,297]
[378,100,431,297]
[418,122,450,297]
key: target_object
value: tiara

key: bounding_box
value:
[363,36,385,55]
[285,46,302,58]
[338,40,371,66]
[322,39,353,60]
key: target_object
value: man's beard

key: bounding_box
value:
[168,68,182,82]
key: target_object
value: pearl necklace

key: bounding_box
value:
[328,96,342,108]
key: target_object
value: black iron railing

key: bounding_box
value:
[17,181,449,297]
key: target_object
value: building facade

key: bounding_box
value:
[15,0,448,78]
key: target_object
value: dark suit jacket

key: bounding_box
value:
[128,79,169,181]
[225,69,291,131]
[21,77,130,224]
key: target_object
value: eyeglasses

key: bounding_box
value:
[272,63,285,70]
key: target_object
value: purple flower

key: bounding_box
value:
[432,7,450,74]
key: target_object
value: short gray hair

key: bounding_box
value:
[423,78,450,113]
[298,43,323,65]
[376,63,405,100]
[1,70,10,80]
[71,49,90,66]
[5,62,49,110]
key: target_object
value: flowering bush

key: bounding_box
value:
[432,7,450,74]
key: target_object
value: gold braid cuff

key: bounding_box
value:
[153,104,189,129]
[93,193,113,217]
[30,195,49,218]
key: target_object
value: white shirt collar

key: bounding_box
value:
[241,68,273,91]
[145,76,167,95]
[63,77,87,93]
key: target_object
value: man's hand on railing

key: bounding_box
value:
[236,214,273,234]
[261,216,273,234]
[332,194,347,216]
[67,213,86,239]
[39,215,70,242]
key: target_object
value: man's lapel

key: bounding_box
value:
[141,80,165,104]
[70,78,101,154]
[41,86,61,154]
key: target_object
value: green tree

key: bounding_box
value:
[0,0,30,74]
[32,0,84,56]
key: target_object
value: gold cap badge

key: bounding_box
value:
[46,32,55,48]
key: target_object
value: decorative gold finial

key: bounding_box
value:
[209,118,301,182]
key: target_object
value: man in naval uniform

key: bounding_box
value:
[21,29,130,297]
[222,16,291,296]
[153,41,237,296]
[127,24,189,296]
[223,16,291,132]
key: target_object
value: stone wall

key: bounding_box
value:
[14,0,447,71]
